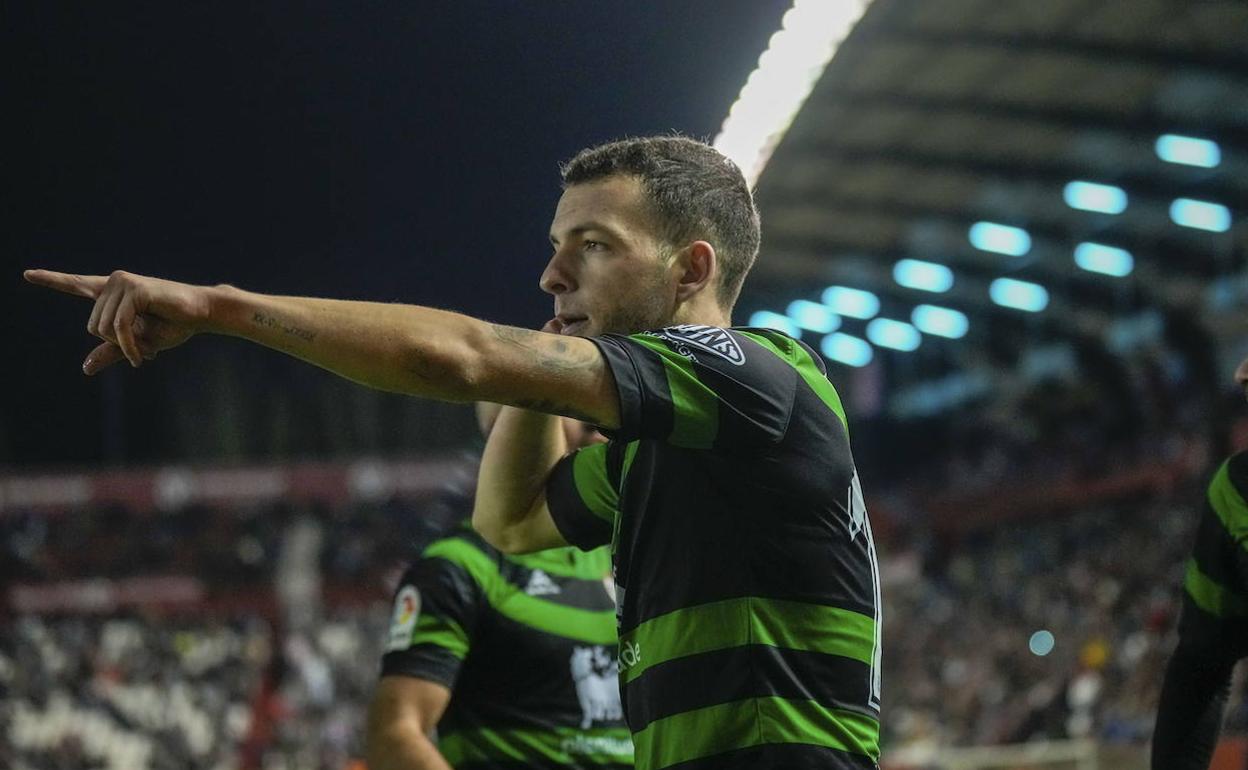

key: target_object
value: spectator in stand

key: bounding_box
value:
[1152,356,1248,768]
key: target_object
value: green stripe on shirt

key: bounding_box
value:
[1208,460,1248,548]
[411,613,469,659]
[572,444,620,525]
[1185,558,1248,618]
[439,725,634,766]
[618,596,876,684]
[630,335,719,450]
[738,330,849,437]
[630,696,879,769]
[422,539,616,644]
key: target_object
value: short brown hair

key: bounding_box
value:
[560,135,761,310]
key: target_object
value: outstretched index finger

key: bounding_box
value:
[23,270,107,299]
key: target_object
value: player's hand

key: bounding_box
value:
[24,269,213,374]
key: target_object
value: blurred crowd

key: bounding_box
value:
[880,481,1248,750]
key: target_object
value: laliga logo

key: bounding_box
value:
[618,640,642,672]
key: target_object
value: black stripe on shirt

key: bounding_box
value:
[624,644,876,732]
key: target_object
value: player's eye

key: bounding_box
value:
[584,240,605,251]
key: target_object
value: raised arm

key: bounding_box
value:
[23,269,620,428]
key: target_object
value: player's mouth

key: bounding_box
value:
[555,315,589,336]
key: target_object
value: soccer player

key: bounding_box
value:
[26,135,883,769]
[1152,357,1248,768]
[366,412,632,770]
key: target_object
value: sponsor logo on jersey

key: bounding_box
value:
[570,645,623,728]
[385,585,421,652]
[524,568,561,596]
[561,735,634,759]
[617,640,642,674]
[659,324,745,366]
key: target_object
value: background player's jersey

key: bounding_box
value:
[1180,451,1248,658]
[381,526,633,769]
[546,326,882,770]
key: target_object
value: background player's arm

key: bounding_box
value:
[23,270,621,427]
[366,676,455,770]
[1151,643,1235,769]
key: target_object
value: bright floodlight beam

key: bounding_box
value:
[1156,134,1221,168]
[748,310,802,339]
[969,222,1032,257]
[989,277,1049,313]
[1063,181,1128,215]
[1170,198,1232,233]
[821,333,873,368]
[713,0,875,187]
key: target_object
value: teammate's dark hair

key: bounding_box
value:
[560,135,761,311]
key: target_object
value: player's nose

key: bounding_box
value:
[539,250,576,296]
[1235,356,1248,391]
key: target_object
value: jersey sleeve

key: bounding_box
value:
[546,441,620,552]
[379,544,483,688]
[590,326,801,449]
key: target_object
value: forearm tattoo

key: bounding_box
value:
[488,324,598,372]
[488,324,601,422]
[252,311,317,342]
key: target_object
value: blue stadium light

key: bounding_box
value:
[1063,181,1128,215]
[866,318,921,352]
[748,310,802,338]
[1074,242,1134,277]
[821,333,873,368]
[989,278,1049,312]
[911,304,969,339]
[1170,198,1232,233]
[1155,134,1221,168]
[1029,630,1055,657]
[821,286,880,319]
[893,259,954,293]
[785,300,841,334]
[968,221,1032,256]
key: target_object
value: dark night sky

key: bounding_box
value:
[5,1,791,468]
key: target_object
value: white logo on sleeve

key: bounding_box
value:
[385,585,421,652]
[570,646,622,728]
[657,325,746,365]
[524,569,561,596]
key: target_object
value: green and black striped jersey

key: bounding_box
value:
[546,325,882,770]
[1180,452,1248,658]
[381,526,633,769]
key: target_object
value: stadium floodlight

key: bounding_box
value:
[989,277,1049,312]
[893,259,954,293]
[1155,134,1221,168]
[713,0,874,187]
[866,318,921,352]
[1063,181,1128,215]
[821,332,873,367]
[785,299,841,334]
[911,304,969,339]
[968,221,1032,256]
[748,310,802,338]
[1170,198,1232,233]
[821,286,880,320]
[1074,242,1134,277]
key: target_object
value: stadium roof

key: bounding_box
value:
[742,0,1247,416]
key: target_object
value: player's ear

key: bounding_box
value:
[673,241,716,303]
